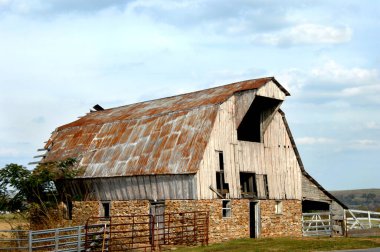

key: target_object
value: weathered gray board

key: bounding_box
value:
[59,174,197,201]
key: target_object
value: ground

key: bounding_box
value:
[175,237,380,252]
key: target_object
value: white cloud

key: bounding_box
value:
[341,84,380,97]
[275,68,307,94]
[366,122,380,130]
[349,139,380,150]
[296,137,335,145]
[252,24,352,46]
[311,60,378,85]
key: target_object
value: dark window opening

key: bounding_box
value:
[302,200,330,212]
[222,200,231,218]
[237,96,281,142]
[101,202,110,218]
[216,172,229,197]
[263,174,269,199]
[216,151,229,197]
[218,151,224,170]
[240,172,257,198]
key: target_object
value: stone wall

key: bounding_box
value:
[260,200,302,237]
[70,200,150,225]
[34,199,302,242]
[72,201,99,226]
[111,200,150,216]
[165,199,249,243]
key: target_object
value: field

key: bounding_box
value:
[0,213,29,231]
[176,237,380,252]
[331,188,380,211]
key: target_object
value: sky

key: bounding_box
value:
[0,0,379,191]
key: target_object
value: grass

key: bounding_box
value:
[174,237,380,252]
[0,213,29,230]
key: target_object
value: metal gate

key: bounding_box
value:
[85,211,209,251]
[302,212,332,237]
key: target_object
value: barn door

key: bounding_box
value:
[249,201,260,238]
[150,202,165,245]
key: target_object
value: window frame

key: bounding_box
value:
[216,151,229,197]
[275,201,283,215]
[239,172,257,198]
[100,201,111,219]
[222,199,232,218]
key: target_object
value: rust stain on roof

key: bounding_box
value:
[42,77,287,178]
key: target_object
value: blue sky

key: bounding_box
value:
[0,0,379,190]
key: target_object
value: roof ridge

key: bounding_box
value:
[92,76,274,113]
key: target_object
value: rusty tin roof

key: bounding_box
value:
[42,77,288,178]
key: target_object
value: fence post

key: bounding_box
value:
[77,226,82,251]
[28,231,32,252]
[368,211,372,229]
[344,209,348,237]
[329,212,333,237]
[55,228,59,251]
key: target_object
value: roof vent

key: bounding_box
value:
[93,104,104,111]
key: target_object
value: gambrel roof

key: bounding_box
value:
[42,77,289,178]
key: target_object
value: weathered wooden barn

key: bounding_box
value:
[37,77,346,242]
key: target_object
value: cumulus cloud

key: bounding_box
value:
[311,60,379,85]
[341,84,380,97]
[127,0,292,33]
[252,24,352,46]
[349,139,380,150]
[366,122,380,130]
[296,137,335,145]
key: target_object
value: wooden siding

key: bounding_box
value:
[256,80,286,100]
[301,174,331,202]
[234,89,256,128]
[197,83,301,200]
[62,174,197,201]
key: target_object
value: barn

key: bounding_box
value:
[35,77,346,243]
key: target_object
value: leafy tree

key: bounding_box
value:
[0,163,31,211]
[0,158,78,212]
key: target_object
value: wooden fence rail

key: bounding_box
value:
[345,209,380,230]
[0,226,85,251]
[302,212,332,237]
[0,211,209,251]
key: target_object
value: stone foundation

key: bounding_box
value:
[165,199,249,243]
[33,199,302,242]
[260,200,302,237]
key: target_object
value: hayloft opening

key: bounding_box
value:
[240,172,257,198]
[237,96,281,142]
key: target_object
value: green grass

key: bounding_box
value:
[174,237,380,252]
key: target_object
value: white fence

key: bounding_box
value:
[345,209,380,230]
[302,212,332,237]
[0,226,85,251]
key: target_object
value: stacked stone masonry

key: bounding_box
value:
[260,200,302,237]
[37,199,302,243]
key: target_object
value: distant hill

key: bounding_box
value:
[330,189,380,211]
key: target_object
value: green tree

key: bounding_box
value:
[0,163,31,211]
[0,158,78,212]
